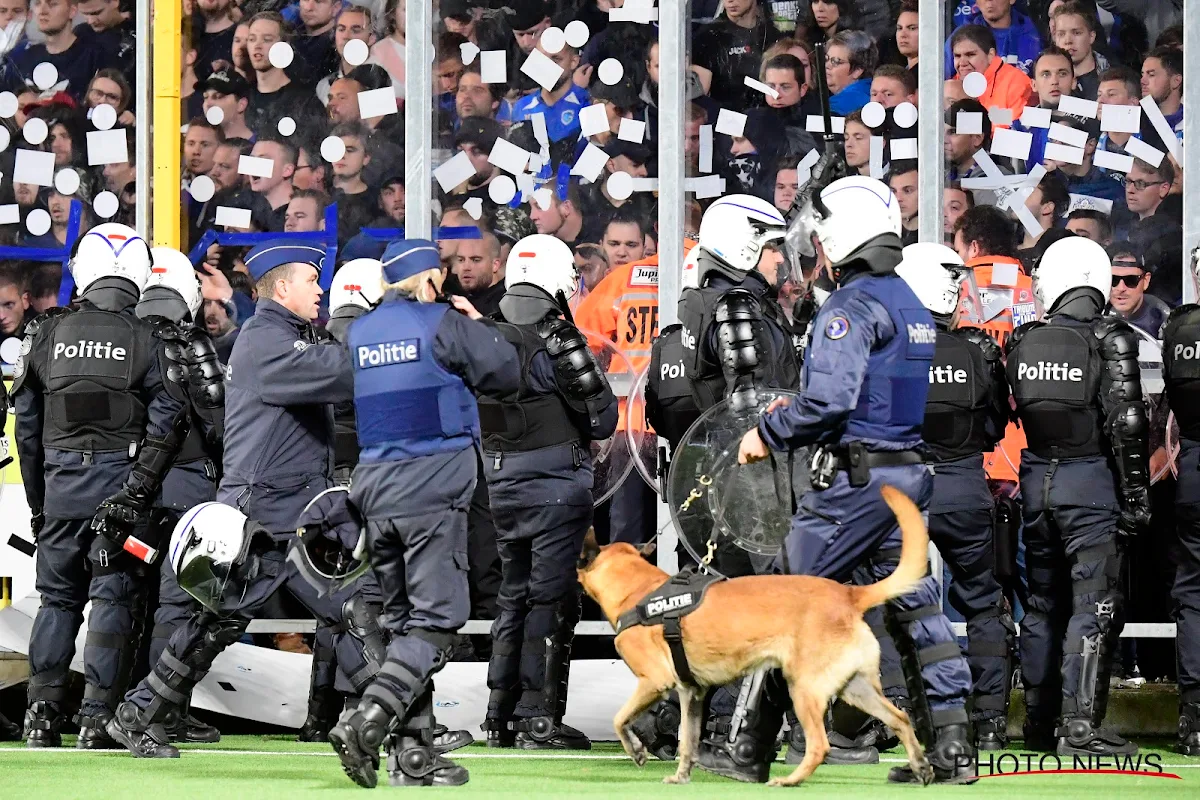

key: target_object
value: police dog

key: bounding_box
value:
[577,486,934,787]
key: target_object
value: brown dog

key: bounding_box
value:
[577,485,935,787]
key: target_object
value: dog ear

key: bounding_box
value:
[637,540,657,559]
[577,527,601,569]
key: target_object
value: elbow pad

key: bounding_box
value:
[540,319,610,406]
[714,290,764,391]
[185,329,226,411]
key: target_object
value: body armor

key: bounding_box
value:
[1163,304,1200,440]
[923,329,1008,462]
[646,324,702,448]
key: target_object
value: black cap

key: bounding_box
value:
[503,0,549,31]
[378,167,405,189]
[455,116,503,153]
[441,0,477,20]
[204,69,250,99]
[601,138,650,165]
[590,72,640,111]
[347,63,393,93]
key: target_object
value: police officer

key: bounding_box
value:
[477,235,618,751]
[730,176,975,784]
[328,240,521,788]
[298,258,385,743]
[1004,236,1150,755]
[103,240,380,758]
[114,247,225,745]
[1162,280,1200,756]
[895,243,1017,750]
[12,223,187,747]
[0,354,19,742]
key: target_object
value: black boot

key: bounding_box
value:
[514,599,590,751]
[975,717,1009,751]
[24,701,66,748]
[105,701,181,758]
[167,712,222,744]
[629,698,681,761]
[297,689,340,743]
[482,689,517,748]
[327,699,393,789]
[514,716,592,750]
[696,673,785,784]
[784,716,880,765]
[1022,719,1058,752]
[386,734,470,786]
[75,712,117,750]
[1177,703,1200,756]
[1055,717,1137,757]
[888,723,975,784]
[0,711,20,741]
[432,723,474,754]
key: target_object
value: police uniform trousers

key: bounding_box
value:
[125,540,373,718]
[1017,452,1126,726]
[485,445,593,718]
[28,517,149,723]
[467,450,502,622]
[925,454,1013,722]
[780,463,973,716]
[1172,441,1200,708]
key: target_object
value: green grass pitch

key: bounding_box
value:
[2,737,1199,798]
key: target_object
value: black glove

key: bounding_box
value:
[30,510,45,543]
[1117,490,1152,538]
[90,488,148,546]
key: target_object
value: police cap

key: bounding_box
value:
[382,239,440,284]
[244,241,326,281]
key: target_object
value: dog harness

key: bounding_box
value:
[614,570,725,686]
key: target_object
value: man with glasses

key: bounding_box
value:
[1107,244,1168,338]
[1124,159,1182,285]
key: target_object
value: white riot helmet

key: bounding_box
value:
[680,246,702,290]
[71,223,153,294]
[502,234,579,323]
[139,247,202,323]
[792,176,902,267]
[330,259,384,313]
[1032,236,1111,313]
[695,194,787,284]
[169,502,267,613]
[895,243,970,320]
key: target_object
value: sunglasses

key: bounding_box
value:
[1111,273,1144,288]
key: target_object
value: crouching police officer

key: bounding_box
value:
[895,243,1017,750]
[298,258,386,743]
[13,224,188,747]
[1005,236,1150,755]
[477,235,618,751]
[110,248,225,745]
[328,240,521,788]
[731,176,975,784]
[1163,281,1200,755]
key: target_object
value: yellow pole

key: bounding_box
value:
[152,0,183,248]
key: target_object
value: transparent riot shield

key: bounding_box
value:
[580,329,637,505]
[667,389,803,576]
[626,362,661,493]
[1133,328,1179,483]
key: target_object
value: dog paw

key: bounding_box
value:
[662,774,690,785]
[767,778,799,788]
[917,762,935,786]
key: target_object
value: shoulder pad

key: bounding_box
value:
[151,319,188,342]
[1093,316,1140,355]
[714,289,762,322]
[1003,320,1042,356]
[23,306,71,339]
[537,318,586,355]
[954,327,1002,362]
[1166,303,1200,325]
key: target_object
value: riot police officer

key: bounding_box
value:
[1162,280,1200,756]
[1004,236,1150,755]
[103,241,383,759]
[895,242,1017,750]
[299,258,385,743]
[110,247,225,745]
[478,235,618,751]
[12,223,187,747]
[731,176,975,784]
[328,239,521,788]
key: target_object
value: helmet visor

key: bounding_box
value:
[783,197,818,282]
[177,553,237,613]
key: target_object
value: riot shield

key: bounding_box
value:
[580,329,637,505]
[626,362,661,494]
[668,389,803,577]
[1133,328,1179,483]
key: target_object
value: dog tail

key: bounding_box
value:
[850,486,931,613]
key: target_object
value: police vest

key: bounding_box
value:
[1006,319,1104,458]
[646,324,701,448]
[1162,304,1200,441]
[349,300,479,462]
[923,330,994,461]
[835,276,935,443]
[477,322,581,452]
[43,309,152,453]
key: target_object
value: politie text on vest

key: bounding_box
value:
[53,341,128,360]
[907,322,938,345]
[1174,342,1200,360]
[1017,361,1084,382]
[929,365,968,384]
[357,339,420,369]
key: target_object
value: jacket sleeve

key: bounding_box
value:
[433,312,521,399]
[758,291,885,451]
[573,269,621,342]
[253,326,356,406]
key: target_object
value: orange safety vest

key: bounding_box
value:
[956,256,1034,484]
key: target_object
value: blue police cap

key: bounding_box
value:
[382,239,441,284]
[244,240,327,281]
